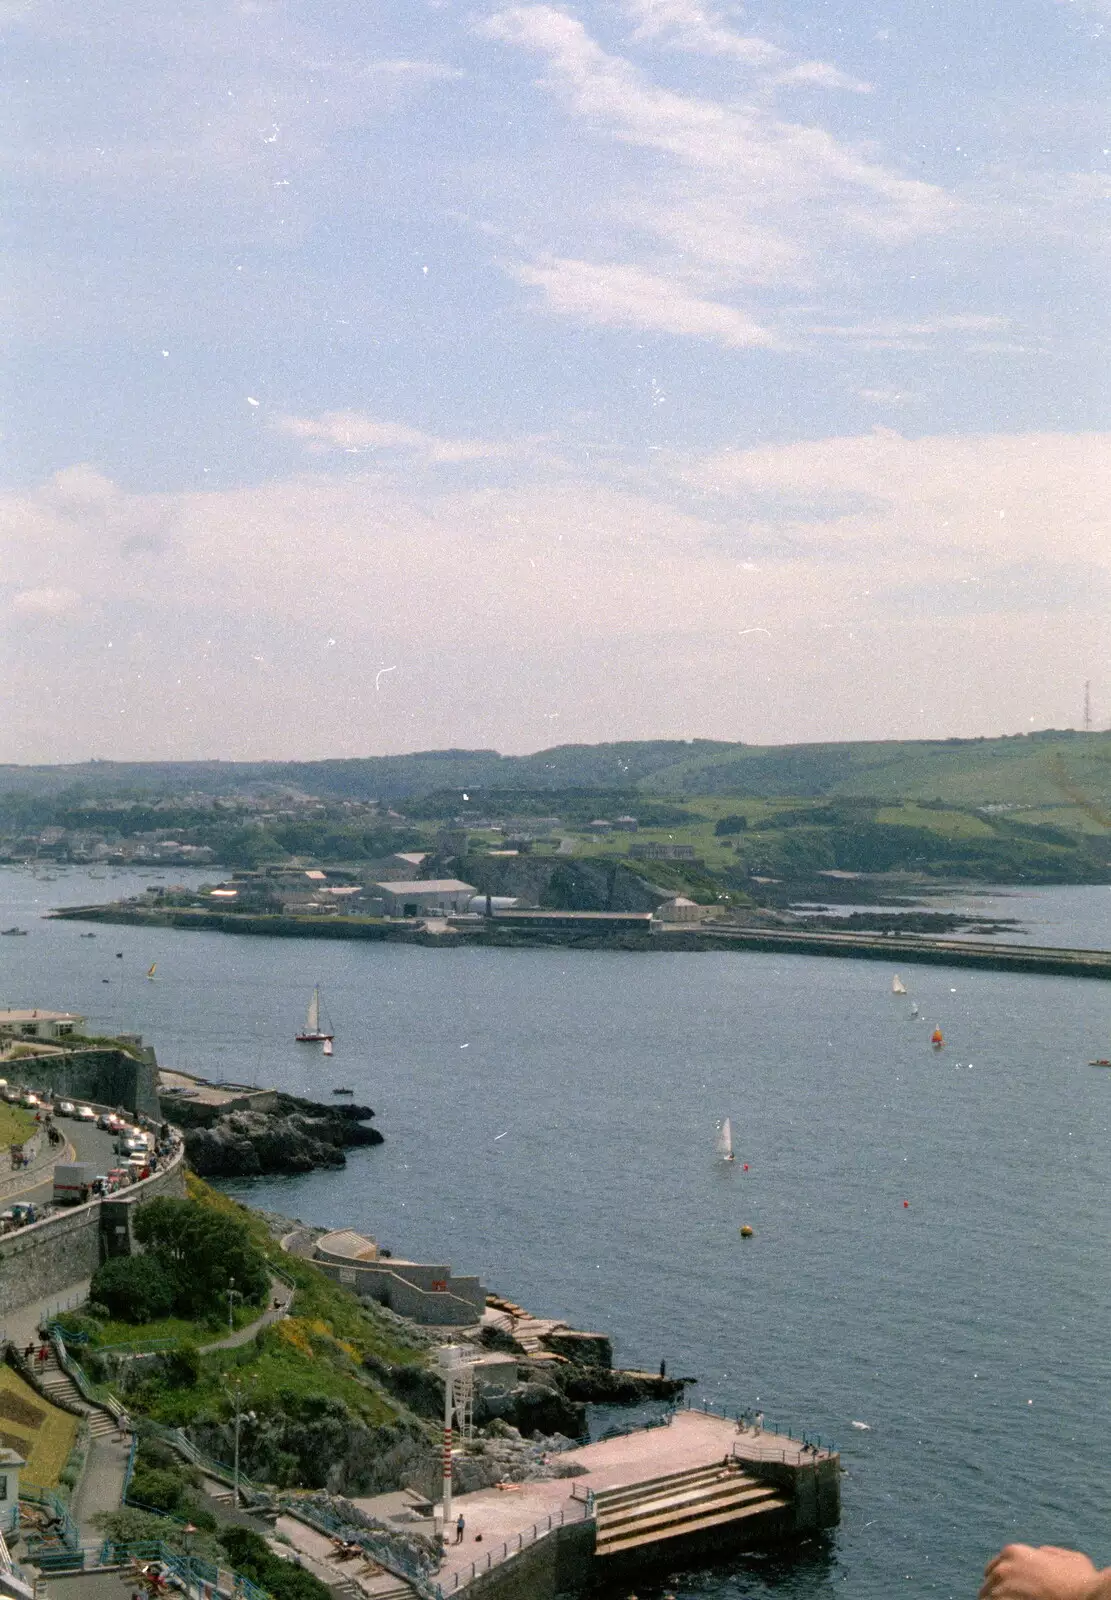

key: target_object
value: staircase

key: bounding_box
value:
[593,1461,791,1558]
[33,1352,117,1437]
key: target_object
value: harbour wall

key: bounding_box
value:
[4,1047,161,1121]
[0,1141,185,1318]
[49,904,1111,978]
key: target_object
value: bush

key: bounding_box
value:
[134,1197,270,1319]
[714,814,748,835]
[218,1527,333,1600]
[90,1255,178,1323]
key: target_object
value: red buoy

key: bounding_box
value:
[743,1163,749,1171]
[903,1200,909,1208]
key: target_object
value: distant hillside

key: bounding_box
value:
[4,731,1111,817]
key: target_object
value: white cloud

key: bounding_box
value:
[275,412,528,462]
[10,587,83,617]
[510,257,778,346]
[775,60,872,94]
[623,0,783,65]
[4,430,1111,758]
[479,5,956,345]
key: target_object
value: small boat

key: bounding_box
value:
[147,963,157,979]
[296,985,334,1043]
[715,1117,736,1163]
[931,1027,944,1049]
[0,928,28,937]
[909,1002,920,1019]
[331,1085,354,1094]
[891,975,907,995]
[80,932,97,939]
[1089,1059,1111,1067]
[322,1037,333,1057]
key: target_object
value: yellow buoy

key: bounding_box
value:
[739,1225,754,1238]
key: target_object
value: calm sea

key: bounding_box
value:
[3,869,1111,1600]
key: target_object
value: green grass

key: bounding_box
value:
[0,1102,37,1146]
[0,1367,78,1486]
[873,804,996,838]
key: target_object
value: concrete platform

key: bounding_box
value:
[429,1410,831,1590]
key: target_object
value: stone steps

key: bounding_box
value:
[596,1485,791,1556]
[594,1465,790,1558]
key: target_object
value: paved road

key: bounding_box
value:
[5,1116,143,1213]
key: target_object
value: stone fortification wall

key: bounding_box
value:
[0,1142,185,1318]
[312,1257,485,1325]
[8,1047,161,1121]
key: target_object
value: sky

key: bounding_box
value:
[3,0,1110,762]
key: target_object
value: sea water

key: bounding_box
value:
[2,868,1110,1600]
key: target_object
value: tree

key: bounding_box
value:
[133,1198,270,1319]
[90,1255,177,1323]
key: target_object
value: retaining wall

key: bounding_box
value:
[0,1144,185,1318]
[451,1518,595,1600]
[3,1049,160,1121]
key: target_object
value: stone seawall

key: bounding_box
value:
[7,1047,161,1121]
[0,1143,185,1318]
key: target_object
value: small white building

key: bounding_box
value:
[372,880,477,916]
[0,1010,84,1042]
[653,897,704,924]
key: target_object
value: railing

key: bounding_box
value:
[598,1409,673,1441]
[276,1494,441,1600]
[97,1537,270,1600]
[20,1480,83,1567]
[142,1420,263,1505]
[440,1499,590,1593]
[49,1329,125,1421]
[682,1397,837,1458]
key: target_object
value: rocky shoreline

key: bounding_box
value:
[163,1089,383,1177]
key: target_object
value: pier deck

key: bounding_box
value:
[403,1411,833,1592]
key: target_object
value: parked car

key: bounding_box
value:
[97,1113,121,1131]
[20,1093,40,1109]
[107,1167,130,1189]
[54,1100,77,1118]
[1,1088,20,1104]
[73,1104,96,1122]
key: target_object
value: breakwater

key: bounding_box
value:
[48,901,1111,978]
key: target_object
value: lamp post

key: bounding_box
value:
[223,1377,255,1510]
[182,1522,197,1600]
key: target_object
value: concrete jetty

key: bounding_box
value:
[331,1411,839,1598]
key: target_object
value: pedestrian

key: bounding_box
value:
[23,1342,33,1361]
[455,1514,465,1544]
[659,1359,666,1379]
[37,1344,49,1367]
[754,1411,763,1435]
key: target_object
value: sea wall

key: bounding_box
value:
[9,1047,161,1121]
[0,1142,185,1318]
[452,1516,595,1600]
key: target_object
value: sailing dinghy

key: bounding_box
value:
[716,1118,736,1163]
[892,975,907,995]
[296,986,334,1043]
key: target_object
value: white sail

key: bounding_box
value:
[322,1037,333,1057]
[716,1118,733,1160]
[306,987,320,1034]
[892,975,907,995]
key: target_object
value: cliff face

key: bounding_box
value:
[163,1092,383,1177]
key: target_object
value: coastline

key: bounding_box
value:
[48,899,1111,977]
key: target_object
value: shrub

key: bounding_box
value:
[134,1197,270,1319]
[219,1527,332,1600]
[90,1255,178,1323]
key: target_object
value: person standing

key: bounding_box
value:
[455,1515,465,1544]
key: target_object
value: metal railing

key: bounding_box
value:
[142,1420,263,1505]
[20,1479,83,1566]
[276,1494,441,1600]
[97,1536,270,1600]
[682,1397,837,1458]
[440,1499,590,1593]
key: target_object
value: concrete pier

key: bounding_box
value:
[411,1411,838,1597]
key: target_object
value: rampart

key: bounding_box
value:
[2,1047,160,1121]
[0,1140,185,1318]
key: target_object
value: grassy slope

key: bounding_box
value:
[0,1102,37,1146]
[106,1176,429,1432]
[0,1367,78,1486]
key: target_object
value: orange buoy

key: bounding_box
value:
[739,1224,754,1238]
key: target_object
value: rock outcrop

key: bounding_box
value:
[165,1092,383,1177]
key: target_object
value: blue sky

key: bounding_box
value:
[3,0,1110,760]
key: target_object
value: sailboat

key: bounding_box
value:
[931,1027,944,1049]
[147,963,157,980]
[892,975,907,995]
[909,1001,920,1019]
[715,1118,736,1163]
[322,1037,334,1057]
[296,986,334,1043]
